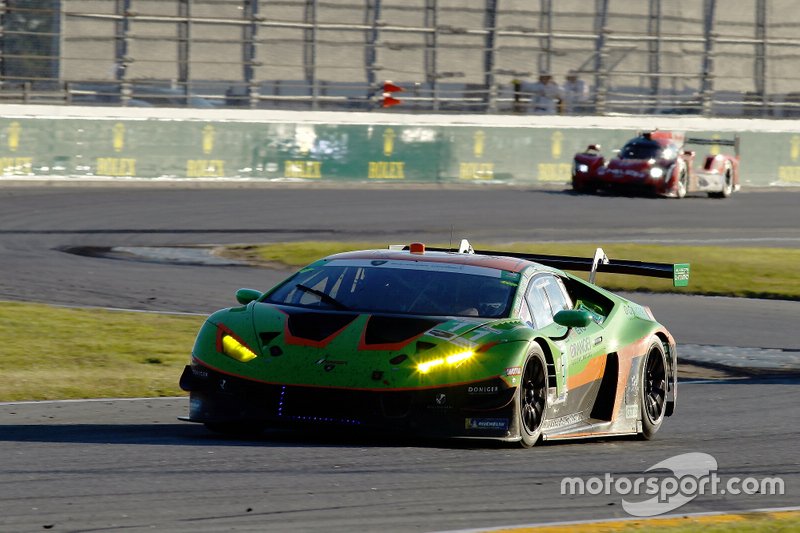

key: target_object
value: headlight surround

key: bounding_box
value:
[216,325,259,362]
[649,166,665,179]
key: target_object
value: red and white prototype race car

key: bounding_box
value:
[572,131,740,199]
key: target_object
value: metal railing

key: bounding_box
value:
[2,0,800,117]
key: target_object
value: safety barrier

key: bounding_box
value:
[0,105,798,187]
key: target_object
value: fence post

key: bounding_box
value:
[700,0,716,116]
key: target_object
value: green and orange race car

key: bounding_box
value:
[179,241,689,447]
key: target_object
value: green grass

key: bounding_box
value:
[221,241,800,300]
[0,302,202,401]
[3,241,795,402]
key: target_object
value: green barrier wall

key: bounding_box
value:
[0,117,796,186]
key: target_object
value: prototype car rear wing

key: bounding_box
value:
[395,241,690,287]
[686,135,740,157]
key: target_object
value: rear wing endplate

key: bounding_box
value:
[396,242,690,287]
[686,135,740,157]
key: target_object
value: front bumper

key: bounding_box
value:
[591,178,672,195]
[574,170,676,196]
[179,363,520,440]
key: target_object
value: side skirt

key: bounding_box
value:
[543,418,639,441]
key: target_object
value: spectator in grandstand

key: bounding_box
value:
[562,70,590,114]
[527,71,562,114]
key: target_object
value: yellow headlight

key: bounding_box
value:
[221,334,258,362]
[417,350,474,373]
[446,350,474,365]
[417,358,445,374]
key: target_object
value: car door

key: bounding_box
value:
[526,273,606,420]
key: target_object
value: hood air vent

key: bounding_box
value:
[363,316,443,346]
[285,311,359,342]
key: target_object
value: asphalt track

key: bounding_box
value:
[0,185,798,531]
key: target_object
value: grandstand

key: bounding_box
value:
[1,0,799,116]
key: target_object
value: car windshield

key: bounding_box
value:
[265,258,519,318]
[618,139,662,160]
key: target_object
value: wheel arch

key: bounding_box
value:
[653,331,677,416]
[532,336,558,388]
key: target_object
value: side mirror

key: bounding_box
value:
[553,309,593,328]
[587,144,601,152]
[235,288,263,305]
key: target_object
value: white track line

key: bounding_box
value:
[0,397,185,406]
[0,299,205,316]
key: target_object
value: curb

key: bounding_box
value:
[680,343,800,376]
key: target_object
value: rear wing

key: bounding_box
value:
[685,135,740,157]
[393,241,690,287]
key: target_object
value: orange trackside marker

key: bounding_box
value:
[409,242,425,254]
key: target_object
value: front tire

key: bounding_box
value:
[571,174,594,194]
[674,167,688,199]
[517,345,549,447]
[640,339,668,440]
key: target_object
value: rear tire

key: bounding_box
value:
[517,345,549,448]
[708,164,734,198]
[639,339,668,440]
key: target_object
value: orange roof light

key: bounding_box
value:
[409,242,426,254]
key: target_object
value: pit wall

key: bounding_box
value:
[1,105,798,186]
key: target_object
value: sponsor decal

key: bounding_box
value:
[192,367,209,379]
[537,162,572,182]
[466,327,495,343]
[778,165,800,183]
[542,412,584,430]
[459,162,494,180]
[427,393,453,410]
[626,404,639,420]
[96,157,136,177]
[368,161,405,179]
[625,358,640,405]
[624,304,651,321]
[673,264,690,287]
[467,385,499,395]
[326,259,505,279]
[187,159,225,177]
[316,357,347,372]
[568,336,593,362]
[428,329,454,339]
[505,366,522,376]
[189,397,203,415]
[465,418,509,430]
